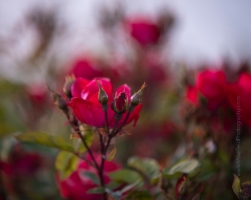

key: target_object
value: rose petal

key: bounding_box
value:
[71,78,89,98]
[115,84,131,103]
[108,104,142,127]
[81,78,112,101]
[68,97,108,127]
[125,104,142,126]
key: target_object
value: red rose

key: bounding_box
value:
[68,77,142,127]
[69,57,104,80]
[227,73,251,126]
[186,85,198,105]
[186,70,227,109]
[26,83,48,106]
[57,155,119,200]
[126,17,161,46]
[1,145,43,176]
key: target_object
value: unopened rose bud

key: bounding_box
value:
[96,81,109,108]
[63,75,75,98]
[130,82,147,108]
[48,86,68,113]
[112,92,128,114]
[54,93,68,113]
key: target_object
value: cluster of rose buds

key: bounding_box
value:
[49,76,146,200]
[67,77,145,128]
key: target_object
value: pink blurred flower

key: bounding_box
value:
[126,17,161,47]
[0,145,43,177]
[227,73,251,126]
[69,57,104,80]
[57,155,120,200]
[26,83,48,106]
[186,70,227,109]
[68,77,142,128]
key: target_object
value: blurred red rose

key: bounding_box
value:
[227,73,251,126]
[68,77,142,127]
[186,85,198,105]
[1,145,43,176]
[69,57,104,80]
[186,70,227,109]
[126,17,161,46]
[26,83,48,106]
[57,155,120,200]
[0,145,44,196]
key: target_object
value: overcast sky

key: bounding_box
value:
[0,0,251,71]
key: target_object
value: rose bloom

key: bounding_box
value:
[186,70,227,110]
[68,77,142,128]
[126,17,161,47]
[1,145,43,176]
[57,155,119,200]
[69,57,104,80]
[227,72,251,126]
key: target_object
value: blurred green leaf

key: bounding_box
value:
[0,80,24,96]
[196,159,217,181]
[55,151,78,180]
[232,174,241,199]
[127,156,160,182]
[82,171,100,185]
[0,102,24,137]
[126,190,152,200]
[87,186,105,194]
[72,128,94,153]
[163,158,200,178]
[109,169,142,184]
[15,132,74,152]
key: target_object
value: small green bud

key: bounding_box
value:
[96,81,109,107]
[112,92,128,114]
[130,82,147,107]
[48,86,68,113]
[63,75,75,98]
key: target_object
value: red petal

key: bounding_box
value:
[81,78,112,101]
[109,104,142,127]
[115,84,131,103]
[68,97,107,127]
[71,78,89,98]
[126,104,142,126]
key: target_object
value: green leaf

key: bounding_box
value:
[109,169,142,184]
[15,132,74,152]
[55,151,78,180]
[120,180,141,194]
[127,156,160,182]
[126,190,152,200]
[232,174,241,199]
[196,159,217,181]
[81,171,100,185]
[163,158,200,177]
[87,187,105,194]
[72,129,94,153]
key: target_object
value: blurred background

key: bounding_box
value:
[1,0,251,82]
[0,0,251,199]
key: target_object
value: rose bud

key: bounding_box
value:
[49,87,68,113]
[130,82,147,108]
[68,78,142,127]
[112,92,128,115]
[63,75,75,99]
[96,81,109,107]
